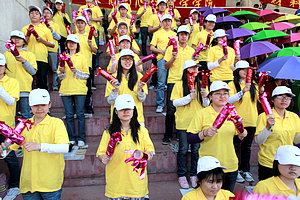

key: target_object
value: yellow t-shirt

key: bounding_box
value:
[106,38,140,54]
[108,17,137,36]
[254,176,300,197]
[207,45,235,82]
[255,109,300,168]
[182,188,234,200]
[21,23,55,63]
[53,12,71,38]
[0,75,19,128]
[4,49,37,93]
[96,127,154,198]
[228,81,258,127]
[10,115,69,193]
[105,73,148,123]
[171,81,205,130]
[47,21,61,53]
[137,6,153,27]
[187,23,202,47]
[187,105,238,173]
[78,4,103,31]
[75,32,97,68]
[150,28,176,61]
[107,52,141,74]
[148,13,177,31]
[192,29,214,61]
[108,3,132,20]
[164,45,194,83]
[58,53,89,95]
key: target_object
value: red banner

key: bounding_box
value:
[261,0,300,9]
[71,0,226,11]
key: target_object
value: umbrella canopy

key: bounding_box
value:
[229,10,259,22]
[226,28,256,40]
[266,47,300,60]
[240,22,270,31]
[269,22,296,31]
[202,8,231,17]
[256,9,284,22]
[258,56,300,80]
[277,33,300,45]
[196,7,210,13]
[274,15,300,24]
[240,41,281,59]
[245,30,289,42]
[215,16,244,30]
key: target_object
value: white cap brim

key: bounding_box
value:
[29,5,42,15]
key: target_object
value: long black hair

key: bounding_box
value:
[116,58,138,91]
[182,69,204,106]
[233,68,257,102]
[108,107,140,143]
[195,168,225,189]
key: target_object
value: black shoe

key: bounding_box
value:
[162,137,171,145]
[69,143,75,152]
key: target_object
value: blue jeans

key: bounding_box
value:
[61,95,86,142]
[177,130,200,177]
[156,59,167,107]
[18,97,32,119]
[22,188,62,200]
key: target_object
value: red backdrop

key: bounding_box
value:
[261,0,300,9]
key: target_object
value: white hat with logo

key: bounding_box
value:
[162,14,173,21]
[119,35,131,43]
[114,94,136,110]
[205,14,217,22]
[76,16,87,24]
[29,5,42,15]
[119,49,134,58]
[10,30,26,40]
[29,89,51,106]
[177,25,190,34]
[182,60,197,71]
[66,34,80,43]
[214,29,228,38]
[119,3,128,10]
[235,60,250,70]
[274,145,300,166]
[209,81,230,93]
[42,6,53,15]
[197,156,227,173]
[272,86,295,97]
[190,9,199,15]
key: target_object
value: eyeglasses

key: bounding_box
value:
[121,57,133,62]
[276,96,292,100]
[213,92,229,97]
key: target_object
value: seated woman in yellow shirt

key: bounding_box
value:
[97,94,155,199]
[182,156,234,200]
[255,86,300,181]
[187,81,248,192]
[254,145,300,197]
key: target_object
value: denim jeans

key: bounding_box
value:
[22,188,62,200]
[177,130,200,177]
[222,170,238,193]
[164,83,176,139]
[61,95,86,142]
[140,27,153,56]
[17,97,32,119]
[48,52,59,88]
[156,59,167,107]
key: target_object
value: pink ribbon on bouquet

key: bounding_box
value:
[227,108,244,134]
[106,132,123,157]
[192,43,206,59]
[5,40,19,57]
[218,38,228,56]
[72,10,78,19]
[40,17,50,27]
[212,104,235,130]
[167,36,178,53]
[125,150,148,180]
[234,40,243,55]
[188,16,193,26]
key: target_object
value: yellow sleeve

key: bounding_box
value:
[8,79,20,101]
[170,82,182,101]
[107,58,113,73]
[164,46,173,62]
[65,13,71,23]
[150,31,158,46]
[253,180,270,194]
[228,81,236,96]
[95,6,103,17]
[187,111,203,134]
[105,80,114,98]
[9,143,20,151]
[96,130,110,156]
[45,28,55,43]
[174,9,181,18]
[255,113,267,136]
[28,52,38,70]
[137,7,143,15]
[53,118,70,144]
[108,21,116,31]
[141,127,155,152]
[21,26,28,35]
[207,46,215,62]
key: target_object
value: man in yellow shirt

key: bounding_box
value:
[187,9,201,47]
[148,0,169,33]
[136,0,154,56]
[0,89,69,199]
[150,14,176,114]
[166,0,181,22]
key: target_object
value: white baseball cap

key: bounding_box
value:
[118,21,128,28]
[76,16,87,24]
[274,145,300,166]
[205,14,217,22]
[42,6,53,15]
[119,35,131,43]
[177,25,190,34]
[0,53,6,65]
[29,89,50,106]
[214,29,228,38]
[157,0,167,6]
[190,9,199,15]
[29,5,42,16]
[272,86,295,97]
[114,94,136,111]
[66,34,80,43]
[10,30,26,40]
[119,49,134,58]
[162,14,173,21]
[119,3,128,10]
[183,60,197,71]
[234,60,250,70]
[55,0,64,3]
[197,156,227,173]
[209,81,230,93]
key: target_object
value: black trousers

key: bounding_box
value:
[85,68,93,113]
[140,27,153,56]
[258,163,273,181]
[58,36,67,53]
[36,61,49,90]
[164,83,176,139]
[222,170,238,193]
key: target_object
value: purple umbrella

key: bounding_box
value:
[202,8,231,17]
[226,28,256,40]
[196,7,210,13]
[215,16,244,30]
[240,41,281,59]
[258,56,300,80]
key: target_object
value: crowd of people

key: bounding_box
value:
[0,0,300,199]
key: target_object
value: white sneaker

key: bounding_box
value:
[70,141,76,145]
[156,106,163,113]
[4,187,20,200]
[242,171,254,182]
[236,170,245,183]
[78,141,85,147]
